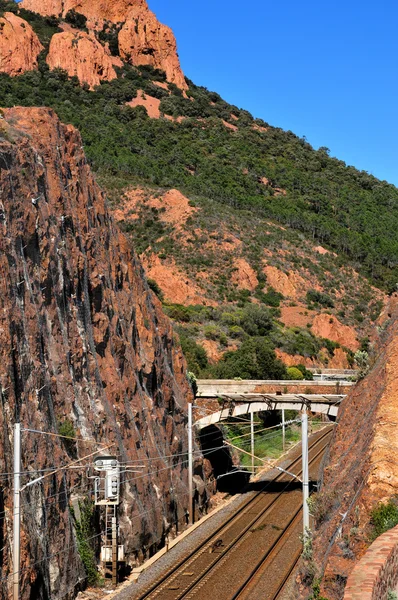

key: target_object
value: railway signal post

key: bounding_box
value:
[94,456,122,585]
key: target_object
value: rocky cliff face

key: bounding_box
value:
[47,31,122,89]
[20,0,187,89]
[117,7,187,90]
[299,296,398,599]
[0,12,43,76]
[0,107,206,599]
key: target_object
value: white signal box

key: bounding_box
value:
[94,456,120,505]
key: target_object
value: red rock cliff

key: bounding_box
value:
[20,0,187,89]
[0,12,43,76]
[0,107,205,599]
[46,30,121,89]
[299,296,398,599]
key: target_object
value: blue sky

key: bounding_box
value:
[149,0,398,186]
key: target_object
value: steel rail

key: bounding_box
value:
[231,472,321,599]
[179,436,329,600]
[133,427,332,600]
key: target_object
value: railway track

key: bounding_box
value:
[132,426,332,600]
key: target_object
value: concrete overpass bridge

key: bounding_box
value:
[194,379,352,430]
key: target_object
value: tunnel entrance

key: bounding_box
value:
[199,425,249,493]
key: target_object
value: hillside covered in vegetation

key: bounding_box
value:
[0,0,394,377]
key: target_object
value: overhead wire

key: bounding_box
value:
[0,474,194,584]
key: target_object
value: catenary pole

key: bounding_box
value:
[188,401,193,525]
[301,410,310,536]
[13,423,21,600]
[250,411,255,474]
[282,408,286,451]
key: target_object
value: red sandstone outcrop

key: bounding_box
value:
[298,295,398,599]
[0,12,43,76]
[0,107,210,599]
[22,0,146,22]
[280,305,317,329]
[275,347,350,370]
[142,253,212,305]
[263,264,307,300]
[312,313,359,351]
[115,187,197,229]
[47,30,121,88]
[231,258,259,291]
[118,9,187,90]
[21,0,187,89]
[20,0,65,14]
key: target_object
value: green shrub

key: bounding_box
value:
[286,366,304,380]
[187,371,198,397]
[58,419,77,457]
[147,278,164,301]
[72,499,100,586]
[221,311,241,326]
[97,22,122,56]
[359,336,370,352]
[229,325,246,339]
[256,286,284,307]
[306,289,335,308]
[370,499,398,540]
[322,338,340,357]
[296,364,314,380]
[204,324,221,341]
[177,329,209,375]
[164,303,215,323]
[240,304,273,337]
[64,9,88,30]
[272,327,322,358]
[164,304,192,322]
[219,332,228,347]
[309,579,329,600]
[211,337,287,380]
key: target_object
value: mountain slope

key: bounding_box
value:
[1,0,397,296]
[114,184,385,373]
[0,0,395,375]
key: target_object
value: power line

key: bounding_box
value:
[0,486,194,584]
[22,428,111,446]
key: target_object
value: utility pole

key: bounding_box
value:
[13,423,21,600]
[250,411,255,474]
[188,401,193,525]
[12,428,116,597]
[301,410,310,536]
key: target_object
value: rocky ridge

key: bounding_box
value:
[18,0,187,89]
[0,0,391,375]
[0,107,210,599]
